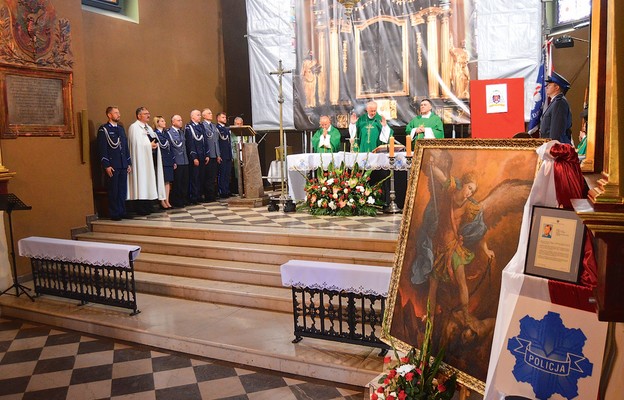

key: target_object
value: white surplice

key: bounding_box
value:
[127,120,166,200]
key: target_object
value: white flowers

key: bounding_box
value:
[367,196,375,205]
[326,178,334,185]
[356,185,365,193]
[396,363,416,376]
[329,201,336,210]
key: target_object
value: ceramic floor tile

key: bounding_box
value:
[112,358,154,379]
[153,366,197,389]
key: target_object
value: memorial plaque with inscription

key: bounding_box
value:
[0,66,73,138]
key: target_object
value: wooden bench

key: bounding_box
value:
[18,236,141,315]
[280,259,391,355]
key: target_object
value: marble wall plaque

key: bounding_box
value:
[6,74,64,125]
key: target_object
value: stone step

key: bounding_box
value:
[90,219,397,253]
[135,253,282,287]
[134,271,292,313]
[75,231,394,267]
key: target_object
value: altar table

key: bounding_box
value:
[286,151,411,200]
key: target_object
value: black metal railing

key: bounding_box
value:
[29,257,140,315]
[290,287,389,355]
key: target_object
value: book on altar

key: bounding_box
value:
[372,142,405,153]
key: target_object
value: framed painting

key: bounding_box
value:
[382,138,546,393]
[525,206,584,283]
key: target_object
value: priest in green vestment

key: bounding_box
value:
[311,115,341,153]
[405,99,444,146]
[348,101,393,153]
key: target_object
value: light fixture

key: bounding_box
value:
[553,35,590,49]
[337,0,360,19]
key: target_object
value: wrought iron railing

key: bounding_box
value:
[29,257,140,315]
[290,287,389,355]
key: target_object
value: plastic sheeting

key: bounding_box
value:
[246,0,296,131]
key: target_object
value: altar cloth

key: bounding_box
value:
[280,259,392,297]
[19,236,140,269]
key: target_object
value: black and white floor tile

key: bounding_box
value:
[0,317,364,400]
[134,197,402,233]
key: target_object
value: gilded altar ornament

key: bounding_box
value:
[337,0,360,19]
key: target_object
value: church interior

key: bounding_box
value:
[0,0,623,399]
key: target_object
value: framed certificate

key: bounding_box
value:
[525,206,585,283]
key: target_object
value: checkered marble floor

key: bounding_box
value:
[134,197,402,234]
[0,317,364,400]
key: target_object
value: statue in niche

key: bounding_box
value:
[451,39,470,99]
[301,51,321,108]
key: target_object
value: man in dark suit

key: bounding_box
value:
[216,112,233,198]
[201,108,221,202]
[185,109,207,204]
[97,106,132,221]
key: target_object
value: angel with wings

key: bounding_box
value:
[411,148,532,334]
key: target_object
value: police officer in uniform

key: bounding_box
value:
[540,71,572,144]
[216,112,233,198]
[97,106,132,221]
[185,109,208,204]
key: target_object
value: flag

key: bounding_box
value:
[528,45,546,133]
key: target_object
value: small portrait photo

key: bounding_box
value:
[542,224,553,238]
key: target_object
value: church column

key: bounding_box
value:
[317,29,327,103]
[329,22,340,105]
[440,2,452,97]
[426,11,440,98]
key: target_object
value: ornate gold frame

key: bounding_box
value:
[354,15,409,99]
[382,138,546,394]
[0,65,74,138]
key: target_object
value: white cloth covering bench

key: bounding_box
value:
[18,236,141,315]
[280,259,392,354]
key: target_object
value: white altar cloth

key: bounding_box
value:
[18,236,141,269]
[287,151,411,200]
[280,259,392,297]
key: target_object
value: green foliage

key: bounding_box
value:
[374,306,457,400]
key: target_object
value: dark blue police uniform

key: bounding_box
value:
[97,122,131,220]
[217,123,233,198]
[185,121,207,203]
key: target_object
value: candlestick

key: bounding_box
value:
[405,136,412,157]
[384,156,402,214]
[389,137,395,157]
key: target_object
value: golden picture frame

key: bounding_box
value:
[0,65,74,138]
[382,138,546,393]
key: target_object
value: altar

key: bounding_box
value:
[284,151,411,201]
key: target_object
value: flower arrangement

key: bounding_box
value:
[298,155,387,216]
[373,309,457,400]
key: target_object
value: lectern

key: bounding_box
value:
[0,193,33,300]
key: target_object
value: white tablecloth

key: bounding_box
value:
[287,151,411,200]
[18,236,141,269]
[280,259,392,297]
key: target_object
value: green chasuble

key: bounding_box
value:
[354,114,393,153]
[577,136,587,156]
[311,126,342,153]
[405,114,444,145]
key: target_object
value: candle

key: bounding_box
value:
[406,135,412,157]
[389,137,395,157]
